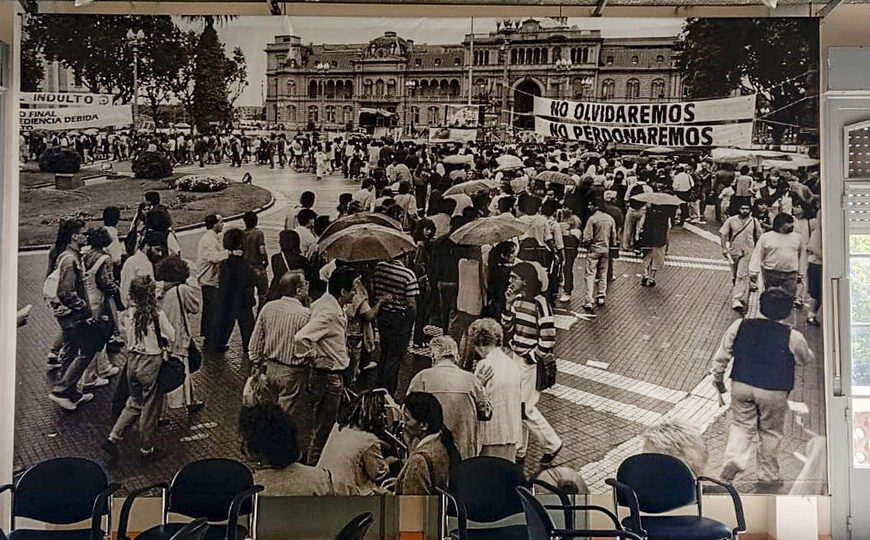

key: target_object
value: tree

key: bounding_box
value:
[225,46,249,108]
[20,21,43,92]
[168,30,200,126]
[675,18,818,145]
[139,24,187,126]
[191,22,232,133]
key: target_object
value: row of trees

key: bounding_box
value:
[22,15,248,134]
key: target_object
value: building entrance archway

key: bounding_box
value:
[513,79,542,130]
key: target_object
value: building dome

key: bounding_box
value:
[366,31,410,58]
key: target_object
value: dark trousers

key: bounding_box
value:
[306,371,344,465]
[201,285,219,345]
[251,266,269,314]
[52,321,101,398]
[436,282,458,332]
[216,306,255,353]
[413,288,434,345]
[378,310,412,396]
[563,248,578,293]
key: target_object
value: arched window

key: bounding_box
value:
[308,80,317,98]
[375,79,385,97]
[440,79,450,95]
[325,105,336,122]
[411,106,420,123]
[510,49,518,64]
[533,48,541,64]
[364,79,373,96]
[308,105,318,123]
[552,46,562,62]
[342,106,353,123]
[582,48,589,63]
[325,80,335,99]
[387,79,397,97]
[651,79,666,99]
[449,79,461,97]
[427,106,439,124]
[518,49,525,64]
[626,78,640,99]
[287,80,296,96]
[286,105,296,122]
[541,49,548,64]
[601,79,615,99]
[484,51,490,64]
[345,80,354,98]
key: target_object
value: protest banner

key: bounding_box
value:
[533,94,756,126]
[534,116,754,147]
[20,105,132,131]
[444,104,481,128]
[20,92,114,107]
[429,126,477,143]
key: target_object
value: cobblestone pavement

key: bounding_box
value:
[14,169,824,495]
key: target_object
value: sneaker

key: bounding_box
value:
[731,301,745,313]
[158,417,171,428]
[47,351,59,361]
[559,294,572,303]
[807,315,820,327]
[540,443,563,466]
[48,392,78,411]
[794,298,804,308]
[46,360,62,371]
[83,377,110,390]
[720,462,741,483]
[596,297,605,306]
[582,302,594,312]
[187,401,205,415]
[641,277,650,287]
[648,279,656,287]
[101,439,119,459]
[139,448,167,463]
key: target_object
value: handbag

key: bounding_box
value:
[154,317,186,394]
[535,352,558,391]
[176,286,202,373]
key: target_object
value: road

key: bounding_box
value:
[13,163,825,494]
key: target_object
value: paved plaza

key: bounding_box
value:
[14,163,825,494]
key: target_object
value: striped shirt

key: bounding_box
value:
[249,297,311,366]
[501,295,556,360]
[372,260,420,313]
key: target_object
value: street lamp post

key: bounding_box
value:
[404,80,417,136]
[497,18,517,134]
[126,29,145,132]
[315,62,330,132]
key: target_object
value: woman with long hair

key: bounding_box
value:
[102,275,175,462]
[81,227,122,389]
[392,392,461,495]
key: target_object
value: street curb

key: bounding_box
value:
[18,185,277,253]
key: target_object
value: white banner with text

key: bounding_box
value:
[20,92,115,107]
[534,117,754,147]
[20,105,132,131]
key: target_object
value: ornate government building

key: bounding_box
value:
[265,18,684,132]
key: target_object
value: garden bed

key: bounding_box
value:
[19,173,272,247]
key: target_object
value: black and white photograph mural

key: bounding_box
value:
[14,14,824,497]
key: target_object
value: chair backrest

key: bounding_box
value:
[13,457,110,524]
[516,486,555,540]
[448,457,527,523]
[615,453,696,513]
[334,512,374,540]
[169,518,210,540]
[167,459,255,521]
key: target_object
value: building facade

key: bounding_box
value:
[265,18,684,132]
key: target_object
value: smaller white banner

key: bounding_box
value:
[20,105,133,131]
[20,92,115,107]
[534,117,754,147]
[429,127,477,143]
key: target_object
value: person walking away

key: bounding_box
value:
[639,204,673,288]
[469,318,523,462]
[558,208,582,304]
[294,266,360,465]
[582,199,617,310]
[242,211,269,313]
[720,202,763,313]
[502,262,562,468]
[156,255,205,416]
[81,227,123,389]
[249,271,312,430]
[120,230,165,308]
[315,145,329,181]
[749,213,806,298]
[101,275,175,463]
[623,177,651,253]
[711,287,814,492]
[672,164,696,225]
[197,214,236,349]
[268,230,309,301]
[806,214,822,326]
[602,190,624,283]
[372,254,420,396]
[214,228,256,356]
[406,336,492,460]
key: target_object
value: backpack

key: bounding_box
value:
[43,252,73,310]
[83,253,111,309]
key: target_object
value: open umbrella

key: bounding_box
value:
[318,223,415,262]
[443,154,474,165]
[443,179,499,197]
[450,214,529,246]
[642,146,675,155]
[67,131,81,137]
[509,177,530,193]
[630,191,683,206]
[580,151,601,159]
[449,169,468,182]
[429,213,451,238]
[621,155,650,165]
[535,171,574,185]
[175,122,191,129]
[445,193,473,216]
[495,154,524,171]
[84,128,99,136]
[319,212,402,241]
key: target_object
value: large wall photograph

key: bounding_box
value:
[15,14,824,497]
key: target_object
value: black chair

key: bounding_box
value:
[437,456,574,540]
[117,458,264,540]
[170,518,210,540]
[0,457,120,540]
[334,512,374,540]
[605,453,746,540]
[517,486,643,540]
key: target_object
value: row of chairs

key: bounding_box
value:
[0,457,372,540]
[0,453,745,540]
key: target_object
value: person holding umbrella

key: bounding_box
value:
[636,194,679,288]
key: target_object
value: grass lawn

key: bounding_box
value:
[19,173,272,247]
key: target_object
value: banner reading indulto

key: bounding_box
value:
[20,92,115,107]
[533,94,756,126]
[534,116,754,147]
[19,105,132,131]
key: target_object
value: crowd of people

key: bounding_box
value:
[39,129,822,494]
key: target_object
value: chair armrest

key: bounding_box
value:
[543,504,622,530]
[226,484,264,540]
[696,476,747,534]
[553,529,643,540]
[435,487,468,540]
[90,482,121,540]
[531,479,575,529]
[0,484,13,495]
[604,478,645,536]
[118,482,169,540]
[172,518,208,540]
